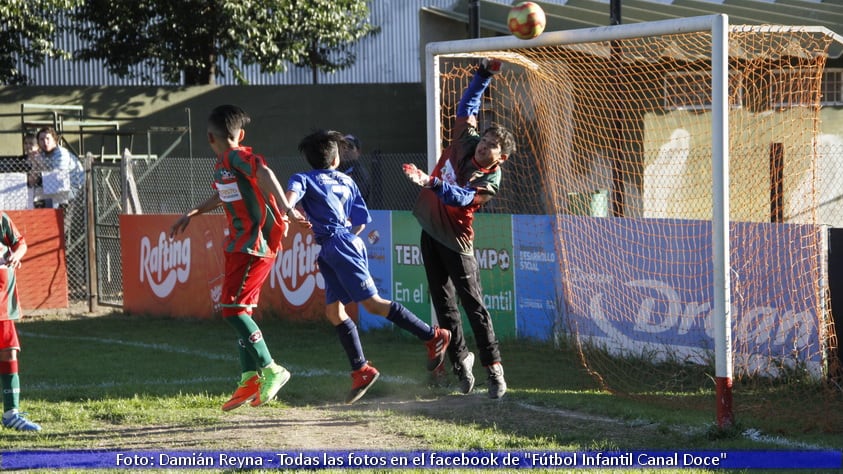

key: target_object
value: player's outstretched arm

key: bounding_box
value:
[401,163,476,207]
[457,58,502,119]
[257,163,310,228]
[170,194,222,238]
[283,189,310,228]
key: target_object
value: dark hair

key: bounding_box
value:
[298,130,348,170]
[208,105,250,140]
[36,126,59,142]
[483,123,516,157]
[344,134,361,150]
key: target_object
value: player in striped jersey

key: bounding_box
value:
[0,212,41,431]
[170,105,308,411]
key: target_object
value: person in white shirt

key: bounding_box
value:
[36,126,84,204]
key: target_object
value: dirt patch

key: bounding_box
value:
[73,405,426,451]
[72,394,655,452]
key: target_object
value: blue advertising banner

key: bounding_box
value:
[358,210,393,331]
[555,217,824,374]
[512,214,561,340]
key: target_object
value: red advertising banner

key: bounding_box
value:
[6,209,68,310]
[120,214,328,321]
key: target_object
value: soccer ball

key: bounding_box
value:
[507,2,546,40]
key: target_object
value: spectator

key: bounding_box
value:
[22,133,48,207]
[36,126,84,205]
[338,134,372,203]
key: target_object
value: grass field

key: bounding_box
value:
[1,309,841,473]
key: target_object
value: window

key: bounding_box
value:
[820,69,843,106]
[771,68,823,108]
[664,71,743,111]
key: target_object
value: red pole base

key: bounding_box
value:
[716,376,734,429]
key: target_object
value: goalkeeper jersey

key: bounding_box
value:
[412,117,501,255]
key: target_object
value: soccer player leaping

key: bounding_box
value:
[287,130,451,404]
[403,58,516,399]
[170,104,309,411]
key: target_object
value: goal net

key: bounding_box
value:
[426,15,841,427]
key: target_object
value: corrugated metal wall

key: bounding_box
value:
[14,0,837,86]
[17,0,459,86]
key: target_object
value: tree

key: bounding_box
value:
[272,0,380,84]
[0,0,79,85]
[73,0,379,86]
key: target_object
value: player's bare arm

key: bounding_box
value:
[170,194,222,238]
[257,164,310,228]
[6,241,26,269]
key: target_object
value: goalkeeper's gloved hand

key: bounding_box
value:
[402,163,431,187]
[478,58,502,78]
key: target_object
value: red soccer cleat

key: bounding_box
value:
[425,326,451,371]
[346,362,380,404]
[222,372,260,411]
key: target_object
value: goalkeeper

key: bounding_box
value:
[402,58,516,399]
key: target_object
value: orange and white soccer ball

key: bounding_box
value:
[507,2,546,40]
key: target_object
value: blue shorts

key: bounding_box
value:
[318,231,377,305]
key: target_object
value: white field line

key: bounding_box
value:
[18,330,417,388]
[517,395,830,450]
[741,428,828,450]
[23,331,829,450]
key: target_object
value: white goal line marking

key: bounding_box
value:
[21,331,826,450]
[19,330,416,386]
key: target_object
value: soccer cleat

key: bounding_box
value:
[221,371,260,411]
[454,352,476,395]
[346,363,380,404]
[251,363,291,407]
[429,362,448,387]
[486,362,507,399]
[2,411,42,432]
[425,326,451,371]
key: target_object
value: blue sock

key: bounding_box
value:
[335,319,367,371]
[387,301,434,340]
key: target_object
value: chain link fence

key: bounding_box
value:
[92,151,428,307]
[2,143,843,309]
[0,152,89,302]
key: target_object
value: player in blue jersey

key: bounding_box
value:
[287,130,451,404]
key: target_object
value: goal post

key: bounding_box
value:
[425,14,840,429]
[710,15,733,429]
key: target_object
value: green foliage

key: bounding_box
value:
[72,0,379,85]
[268,0,380,84]
[0,0,79,85]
